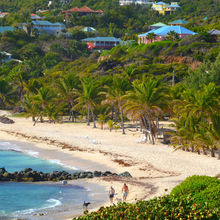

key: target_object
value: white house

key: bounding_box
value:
[0,52,22,63]
[31,20,65,36]
[120,0,153,6]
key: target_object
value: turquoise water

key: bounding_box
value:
[0,182,88,217]
[0,143,90,218]
[0,150,74,173]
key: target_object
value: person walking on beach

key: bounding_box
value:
[109,186,115,204]
[122,183,129,202]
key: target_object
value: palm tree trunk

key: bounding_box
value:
[40,115,43,123]
[119,104,125,134]
[32,116,35,122]
[210,146,215,157]
[87,107,90,126]
[156,118,159,129]
[142,116,150,142]
[136,120,138,131]
[146,115,155,145]
[91,108,96,128]
[202,147,207,155]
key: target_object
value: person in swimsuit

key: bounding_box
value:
[109,186,115,203]
[122,183,129,202]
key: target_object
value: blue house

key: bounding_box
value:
[138,26,197,44]
[24,21,65,36]
[82,37,122,50]
[0,26,14,33]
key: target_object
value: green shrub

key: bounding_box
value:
[171,175,220,209]
[74,195,219,220]
[74,176,220,219]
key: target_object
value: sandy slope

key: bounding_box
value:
[0,114,219,218]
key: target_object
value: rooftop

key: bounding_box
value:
[0,26,14,33]
[168,19,188,25]
[208,29,220,35]
[31,14,44,20]
[150,22,168,27]
[32,20,65,26]
[82,27,96,32]
[139,26,197,37]
[63,6,103,14]
[82,37,122,42]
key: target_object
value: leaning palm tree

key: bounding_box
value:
[124,77,169,144]
[102,75,131,134]
[74,77,100,128]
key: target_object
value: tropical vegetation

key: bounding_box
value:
[73,175,220,219]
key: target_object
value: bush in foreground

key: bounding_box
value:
[74,176,220,219]
[171,175,220,210]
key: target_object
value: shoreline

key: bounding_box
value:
[0,116,219,219]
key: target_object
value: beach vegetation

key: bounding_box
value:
[73,176,220,220]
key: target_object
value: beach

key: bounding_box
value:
[0,113,219,219]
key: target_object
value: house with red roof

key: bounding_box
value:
[31,14,44,20]
[0,12,9,18]
[62,6,103,19]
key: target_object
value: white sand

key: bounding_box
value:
[0,114,219,218]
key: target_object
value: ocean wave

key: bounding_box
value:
[49,159,77,170]
[14,198,62,215]
[44,198,62,209]
[0,141,77,171]
[0,141,39,157]
[0,141,21,151]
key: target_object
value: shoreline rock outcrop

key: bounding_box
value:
[0,168,132,182]
[0,116,14,124]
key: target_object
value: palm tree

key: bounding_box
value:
[56,73,79,122]
[23,94,39,122]
[74,77,100,128]
[0,79,9,108]
[167,31,179,41]
[124,77,169,144]
[146,33,157,43]
[102,75,131,134]
[34,87,54,124]
[171,83,220,156]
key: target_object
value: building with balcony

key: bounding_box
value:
[24,21,65,36]
[138,26,197,44]
[152,2,180,15]
[81,37,122,50]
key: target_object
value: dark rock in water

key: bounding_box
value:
[23,168,33,173]
[0,168,126,182]
[0,168,6,174]
[93,171,102,177]
[86,172,93,178]
[0,116,14,124]
[104,171,112,176]
[79,172,87,179]
[119,171,132,178]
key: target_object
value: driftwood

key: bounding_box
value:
[0,116,14,124]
